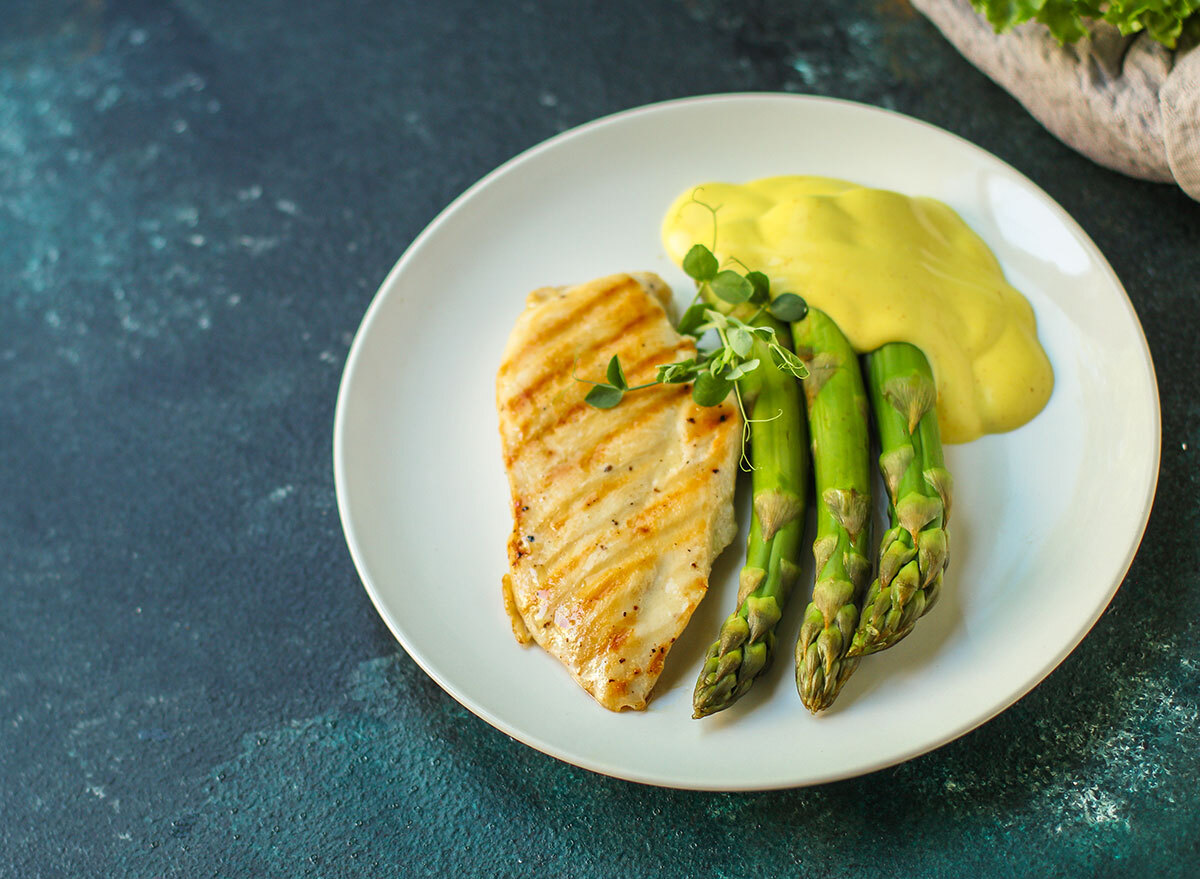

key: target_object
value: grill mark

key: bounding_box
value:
[527,399,738,543]
[621,339,697,385]
[530,422,714,561]
[500,283,656,403]
[527,515,709,650]
[501,307,663,420]
[605,626,631,654]
[590,517,709,585]
[505,528,524,568]
[621,482,708,543]
[500,299,648,401]
[531,470,640,556]
[543,492,711,604]
[574,517,708,603]
[496,278,641,389]
[647,648,667,677]
[520,383,687,506]
[617,337,697,380]
[571,536,710,665]
[501,365,700,549]
[531,482,701,603]
[503,379,734,532]
[517,276,641,354]
[520,392,689,542]
[505,340,695,458]
[506,465,731,700]
[570,551,657,647]
[504,379,652,470]
[579,386,690,470]
[582,556,654,608]
[517,298,687,405]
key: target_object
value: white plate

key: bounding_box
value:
[333,94,1160,790]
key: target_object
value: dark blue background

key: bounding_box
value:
[3,1,1197,876]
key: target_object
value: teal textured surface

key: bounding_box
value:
[1,0,1196,876]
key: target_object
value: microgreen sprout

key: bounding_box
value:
[575,193,810,461]
[573,354,661,409]
[576,259,807,404]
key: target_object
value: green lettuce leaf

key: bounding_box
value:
[969,0,1200,47]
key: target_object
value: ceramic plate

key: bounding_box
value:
[333,94,1160,790]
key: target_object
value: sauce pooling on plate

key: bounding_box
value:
[661,176,1054,444]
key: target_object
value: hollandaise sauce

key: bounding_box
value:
[661,177,1053,444]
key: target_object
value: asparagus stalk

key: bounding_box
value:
[791,309,874,712]
[850,342,952,656]
[693,312,809,718]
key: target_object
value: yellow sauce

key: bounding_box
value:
[661,176,1054,444]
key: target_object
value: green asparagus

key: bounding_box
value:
[791,309,874,712]
[693,310,809,718]
[850,342,952,656]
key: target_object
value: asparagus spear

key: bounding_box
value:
[791,309,874,712]
[850,342,952,656]
[693,311,809,718]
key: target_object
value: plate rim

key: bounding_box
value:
[332,92,1162,790]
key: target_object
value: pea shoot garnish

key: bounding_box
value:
[575,241,809,412]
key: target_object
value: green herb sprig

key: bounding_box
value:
[970,0,1200,48]
[576,241,809,411]
[573,354,662,409]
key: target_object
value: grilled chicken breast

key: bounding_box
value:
[496,272,740,711]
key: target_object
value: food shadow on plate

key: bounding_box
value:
[655,436,978,719]
[827,449,975,712]
[655,473,818,725]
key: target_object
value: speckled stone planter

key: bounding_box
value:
[912,0,1200,200]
